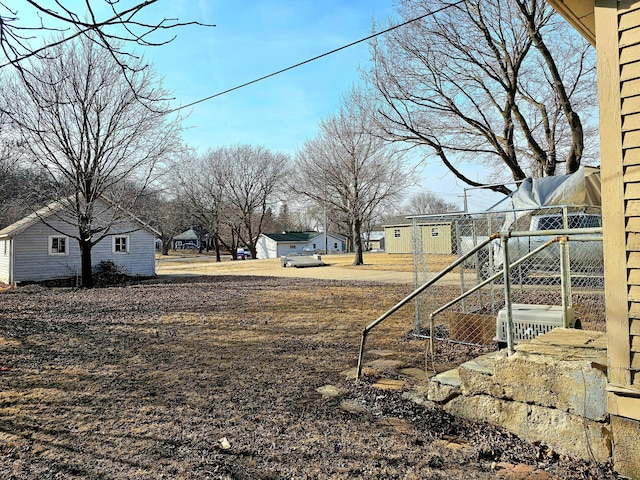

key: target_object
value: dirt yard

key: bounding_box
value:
[0,255,617,479]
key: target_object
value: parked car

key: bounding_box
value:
[237,247,251,259]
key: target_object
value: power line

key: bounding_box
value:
[169,1,465,113]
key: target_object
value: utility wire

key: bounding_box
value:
[169,1,465,113]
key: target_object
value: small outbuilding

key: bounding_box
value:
[363,231,385,251]
[383,220,454,254]
[255,231,346,259]
[0,198,159,285]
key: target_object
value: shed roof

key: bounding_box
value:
[0,196,160,239]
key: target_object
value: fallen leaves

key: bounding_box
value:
[0,276,617,479]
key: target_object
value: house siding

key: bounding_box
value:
[278,243,304,257]
[12,218,82,282]
[618,2,640,389]
[1,201,157,284]
[91,223,157,277]
[256,234,346,259]
[591,1,640,474]
[384,224,452,254]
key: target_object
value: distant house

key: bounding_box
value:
[0,198,159,285]
[172,228,207,250]
[255,232,346,259]
[383,220,454,254]
[363,231,385,251]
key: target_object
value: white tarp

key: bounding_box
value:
[489,166,601,230]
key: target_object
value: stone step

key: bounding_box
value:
[458,331,607,421]
[427,368,461,403]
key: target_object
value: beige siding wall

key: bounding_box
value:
[596,0,640,424]
[385,226,413,253]
[384,224,452,254]
[422,225,452,254]
[620,2,640,388]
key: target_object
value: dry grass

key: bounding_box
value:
[0,275,613,479]
[157,251,459,274]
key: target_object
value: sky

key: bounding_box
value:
[16,0,506,212]
[145,0,504,211]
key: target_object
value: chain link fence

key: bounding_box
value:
[412,206,605,346]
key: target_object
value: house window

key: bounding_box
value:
[49,236,68,256]
[431,227,440,237]
[334,242,338,249]
[113,235,129,254]
[290,245,296,249]
[394,229,401,238]
[312,243,317,249]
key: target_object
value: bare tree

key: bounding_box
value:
[365,0,596,194]
[175,145,289,260]
[1,1,211,94]
[174,148,226,260]
[1,34,184,287]
[129,188,185,256]
[405,191,460,215]
[513,0,587,176]
[217,145,289,259]
[0,154,56,227]
[291,93,411,266]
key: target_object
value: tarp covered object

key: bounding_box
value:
[489,166,601,230]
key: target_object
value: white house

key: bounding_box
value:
[255,231,346,259]
[0,198,159,285]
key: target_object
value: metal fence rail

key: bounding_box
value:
[356,205,605,381]
[417,206,605,345]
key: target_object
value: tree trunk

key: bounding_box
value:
[214,237,221,262]
[80,238,94,288]
[516,0,583,174]
[352,218,364,266]
[161,235,171,255]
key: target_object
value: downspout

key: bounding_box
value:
[9,236,14,287]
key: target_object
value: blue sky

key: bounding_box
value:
[18,0,505,211]
[148,1,398,155]
[144,0,496,209]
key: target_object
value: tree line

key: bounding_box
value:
[0,0,596,286]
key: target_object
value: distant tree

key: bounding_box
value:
[405,191,459,215]
[0,155,56,228]
[291,90,411,265]
[220,145,289,259]
[130,189,185,256]
[174,149,226,260]
[274,204,292,232]
[176,146,288,260]
[1,34,183,287]
[365,0,596,193]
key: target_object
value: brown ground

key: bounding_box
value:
[0,254,617,479]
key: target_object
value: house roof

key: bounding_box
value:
[261,231,347,243]
[546,1,595,45]
[0,196,160,239]
[262,231,322,243]
[382,219,454,228]
[174,228,205,241]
